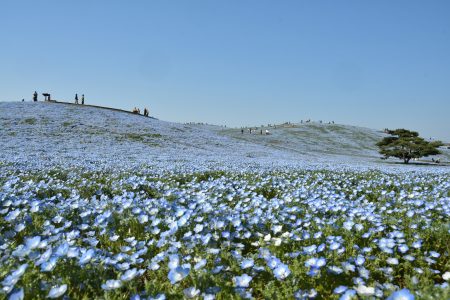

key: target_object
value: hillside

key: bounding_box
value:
[0,101,447,170]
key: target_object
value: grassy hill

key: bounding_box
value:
[0,101,447,169]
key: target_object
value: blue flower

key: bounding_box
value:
[233,274,252,288]
[386,288,415,300]
[240,259,254,269]
[168,266,189,284]
[273,263,291,280]
[47,284,68,298]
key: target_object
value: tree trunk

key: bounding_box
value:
[404,158,410,164]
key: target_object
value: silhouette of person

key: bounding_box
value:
[81,94,84,105]
[75,94,79,104]
[33,91,38,102]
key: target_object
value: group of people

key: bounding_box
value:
[132,107,150,117]
[74,94,85,105]
[241,128,271,135]
[31,91,86,104]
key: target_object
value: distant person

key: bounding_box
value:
[75,94,79,104]
[81,94,85,105]
[260,129,263,135]
[33,91,38,102]
[241,129,244,134]
[22,99,24,102]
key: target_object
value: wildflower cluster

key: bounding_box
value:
[0,166,449,299]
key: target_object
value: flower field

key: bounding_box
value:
[1,166,449,299]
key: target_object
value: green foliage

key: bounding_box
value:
[23,117,37,125]
[377,129,442,163]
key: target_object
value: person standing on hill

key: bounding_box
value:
[33,91,38,102]
[81,94,85,105]
[75,93,79,104]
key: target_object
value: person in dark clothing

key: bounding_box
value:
[241,129,244,134]
[33,91,38,102]
[75,94,79,104]
[81,94,85,105]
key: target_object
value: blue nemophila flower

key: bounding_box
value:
[109,235,119,241]
[149,262,160,271]
[398,244,409,254]
[233,274,252,288]
[303,245,317,255]
[47,284,67,298]
[79,249,95,265]
[168,254,180,269]
[183,287,200,298]
[328,266,343,275]
[55,243,69,257]
[12,245,30,258]
[412,240,422,249]
[272,224,283,234]
[120,268,141,281]
[35,248,52,266]
[341,262,355,273]
[194,259,207,270]
[41,258,58,272]
[339,289,356,300]
[2,264,28,287]
[8,288,24,300]
[273,263,291,280]
[429,251,440,258]
[168,266,189,284]
[387,258,399,265]
[101,280,122,291]
[305,257,326,269]
[148,293,166,300]
[333,286,347,294]
[25,236,41,250]
[266,256,281,269]
[240,259,254,269]
[404,255,415,262]
[355,255,365,266]
[355,285,375,296]
[443,271,450,281]
[203,293,215,300]
[329,242,340,251]
[386,288,415,300]
[194,224,203,233]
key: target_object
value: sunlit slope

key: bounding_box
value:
[221,123,384,158]
[4,101,444,167]
[0,102,302,168]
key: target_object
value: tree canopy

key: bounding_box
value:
[377,129,442,164]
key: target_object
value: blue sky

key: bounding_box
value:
[1,1,449,140]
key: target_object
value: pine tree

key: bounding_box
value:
[377,129,442,164]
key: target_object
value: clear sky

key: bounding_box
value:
[1,1,449,141]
